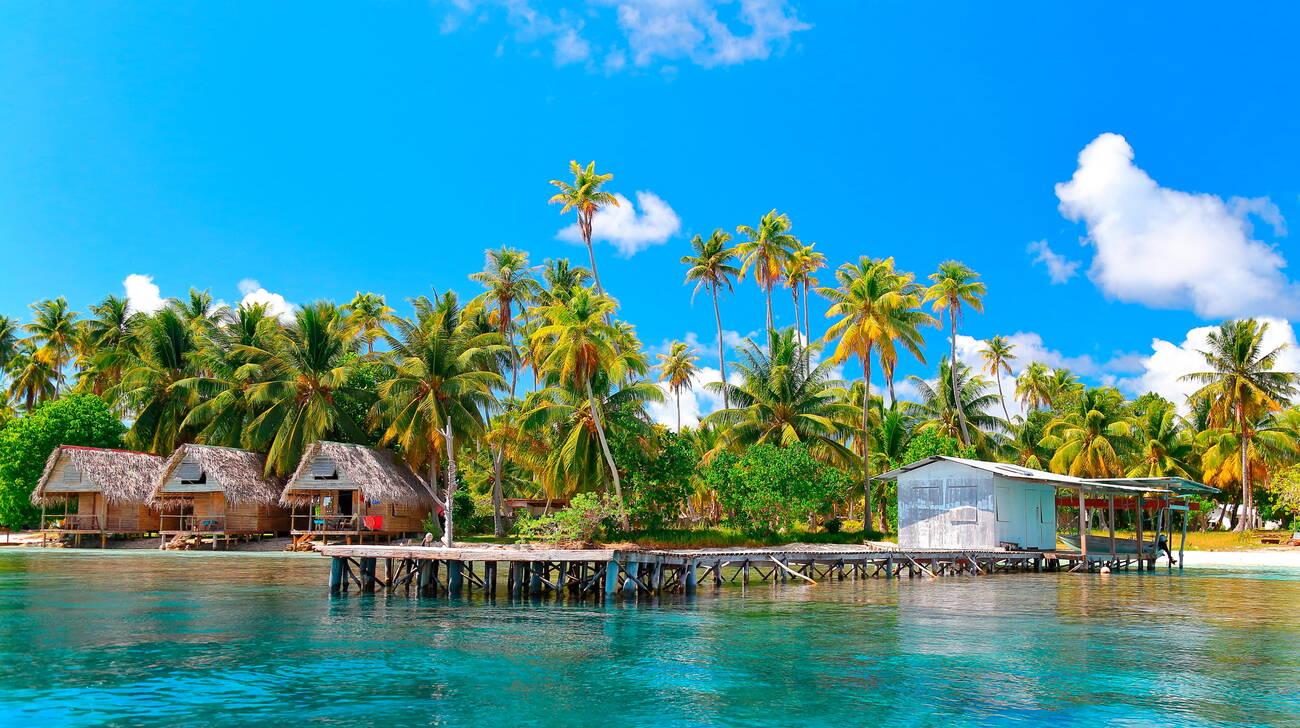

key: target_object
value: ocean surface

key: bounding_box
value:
[0,549,1296,727]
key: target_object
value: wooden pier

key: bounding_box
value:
[317,543,1149,599]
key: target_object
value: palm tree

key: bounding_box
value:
[1182,319,1299,530]
[341,292,398,354]
[907,358,1005,452]
[924,261,985,445]
[549,161,619,300]
[681,229,740,410]
[172,289,227,339]
[822,257,933,524]
[77,295,142,395]
[736,210,798,331]
[706,328,858,467]
[5,341,56,410]
[1016,362,1053,412]
[178,303,284,448]
[0,315,18,381]
[112,309,201,454]
[786,242,826,347]
[657,341,699,432]
[24,297,78,395]
[470,247,542,398]
[1046,368,1082,409]
[540,258,592,306]
[529,287,633,527]
[1040,387,1134,478]
[1128,400,1195,478]
[241,302,375,476]
[980,336,1016,423]
[1197,410,1300,528]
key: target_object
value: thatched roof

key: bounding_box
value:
[281,441,433,507]
[31,446,164,505]
[151,444,284,506]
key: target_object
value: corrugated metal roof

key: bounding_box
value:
[872,456,1214,494]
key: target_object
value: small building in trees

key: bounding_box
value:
[32,445,164,546]
[151,444,290,547]
[281,441,434,544]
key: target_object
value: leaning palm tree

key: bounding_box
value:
[24,297,78,395]
[341,292,398,354]
[177,303,284,448]
[980,335,1016,423]
[470,246,542,398]
[785,242,827,346]
[681,229,740,409]
[549,161,619,299]
[1039,387,1134,478]
[657,341,699,431]
[241,302,375,476]
[1015,362,1053,412]
[736,210,798,331]
[529,287,633,527]
[924,261,985,445]
[1182,319,1298,530]
[821,257,933,524]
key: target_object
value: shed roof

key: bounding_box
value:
[151,444,284,505]
[281,441,434,507]
[873,456,1215,495]
[31,445,164,504]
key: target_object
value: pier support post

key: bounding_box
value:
[448,561,464,597]
[886,556,894,579]
[418,561,434,597]
[329,557,344,596]
[529,563,542,596]
[605,560,619,596]
[685,559,698,593]
[485,562,497,598]
[360,557,377,593]
[623,561,639,596]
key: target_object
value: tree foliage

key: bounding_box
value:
[702,443,852,532]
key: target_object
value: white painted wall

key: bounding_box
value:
[897,461,1059,550]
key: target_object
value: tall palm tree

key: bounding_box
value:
[907,358,1005,453]
[681,229,740,410]
[1016,362,1053,412]
[0,315,18,381]
[657,341,699,432]
[1197,410,1300,527]
[786,242,827,347]
[172,289,227,339]
[341,292,398,354]
[980,335,1016,423]
[5,341,56,410]
[1182,319,1298,530]
[112,309,201,454]
[1046,368,1082,409]
[548,161,619,300]
[924,261,985,445]
[539,258,592,306]
[706,328,858,467]
[736,210,798,331]
[1128,401,1195,478]
[24,297,78,395]
[178,303,284,448]
[821,257,933,524]
[470,246,542,398]
[1040,387,1134,478]
[529,287,633,527]
[77,295,142,395]
[241,302,375,476]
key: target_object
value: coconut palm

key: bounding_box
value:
[1015,362,1053,412]
[5,341,56,410]
[548,161,619,300]
[470,247,542,398]
[112,308,202,454]
[178,303,284,448]
[529,287,634,527]
[736,210,798,331]
[706,328,858,467]
[241,302,375,476]
[1128,400,1196,479]
[980,335,1016,423]
[1046,368,1082,409]
[539,258,592,306]
[1182,319,1299,530]
[907,357,1005,451]
[24,297,78,395]
[681,229,740,410]
[657,341,699,432]
[1040,387,1134,478]
[786,242,827,347]
[0,315,18,380]
[171,289,227,339]
[822,257,933,524]
[76,295,142,395]
[341,292,398,354]
[924,261,985,445]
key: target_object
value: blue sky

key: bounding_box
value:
[2,2,1298,424]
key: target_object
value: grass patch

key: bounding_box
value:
[453,527,890,548]
[1081,529,1294,551]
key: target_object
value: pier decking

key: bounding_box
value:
[318,543,1157,599]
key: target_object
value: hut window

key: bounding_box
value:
[178,462,206,485]
[62,467,81,485]
[310,460,338,480]
[948,484,978,524]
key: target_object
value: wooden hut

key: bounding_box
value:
[282,441,434,544]
[31,445,164,546]
[151,444,289,547]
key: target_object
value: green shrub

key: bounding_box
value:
[701,443,853,533]
[513,492,616,544]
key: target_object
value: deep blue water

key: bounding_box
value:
[0,549,1296,727]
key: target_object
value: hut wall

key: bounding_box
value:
[225,499,290,533]
[47,459,101,494]
[994,481,1057,550]
[104,501,161,532]
[897,460,996,549]
[360,501,430,533]
[287,453,360,491]
[161,454,216,493]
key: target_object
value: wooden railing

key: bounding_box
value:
[161,514,226,533]
[42,514,101,531]
[293,514,360,533]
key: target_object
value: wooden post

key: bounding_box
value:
[485,562,497,598]
[1077,486,1088,564]
[417,561,434,597]
[329,557,344,596]
[448,561,464,596]
[886,555,894,579]
[1108,494,1117,565]
[1135,495,1145,571]
[360,557,377,593]
[1178,499,1188,570]
[529,563,542,596]
[623,561,639,596]
[685,559,698,593]
[604,560,619,595]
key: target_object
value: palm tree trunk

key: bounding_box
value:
[492,446,505,537]
[765,282,774,332]
[425,460,444,540]
[861,349,874,529]
[586,378,630,529]
[996,365,1012,423]
[712,286,730,412]
[790,286,801,342]
[802,284,811,350]
[1238,403,1250,532]
[442,423,457,548]
[676,389,682,432]
[950,310,971,445]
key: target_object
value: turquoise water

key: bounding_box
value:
[0,550,1296,726]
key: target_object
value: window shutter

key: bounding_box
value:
[177,462,202,482]
[310,459,337,479]
[62,467,81,485]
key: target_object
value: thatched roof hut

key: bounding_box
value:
[281,441,434,507]
[31,446,164,505]
[151,444,284,506]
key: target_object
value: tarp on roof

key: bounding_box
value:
[873,456,1215,495]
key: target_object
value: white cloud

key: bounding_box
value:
[237,279,296,323]
[557,190,681,256]
[439,0,808,71]
[123,274,167,314]
[1026,239,1080,284]
[1118,317,1300,408]
[1055,132,1297,318]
